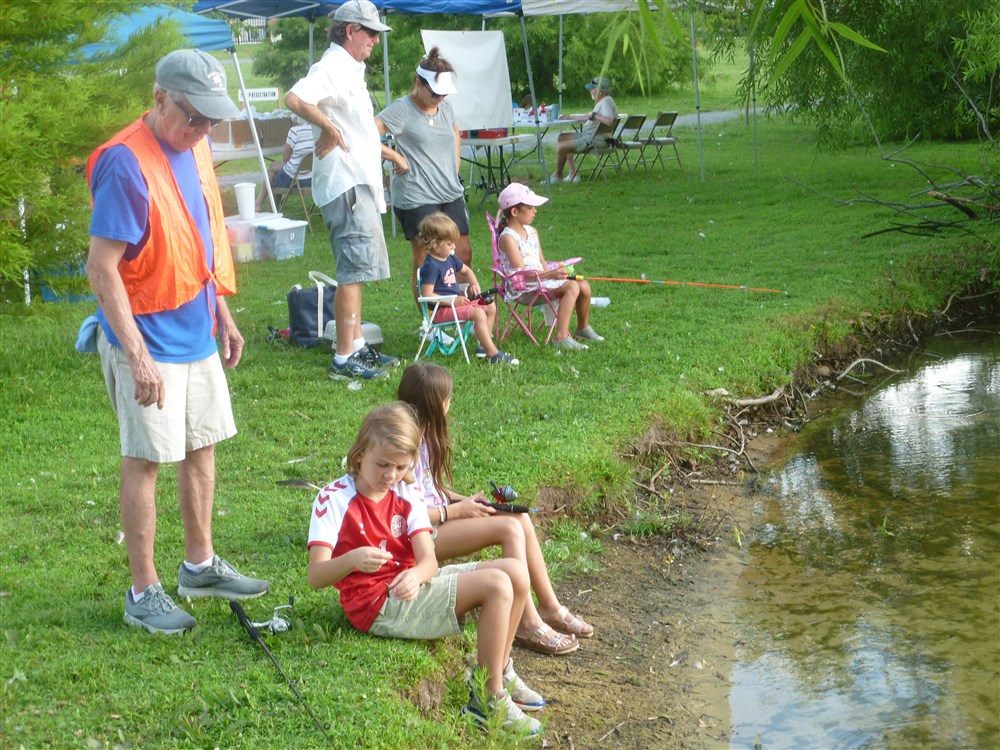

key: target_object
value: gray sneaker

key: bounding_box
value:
[329,351,389,381]
[551,336,588,351]
[574,325,604,342]
[124,583,196,634]
[177,556,269,600]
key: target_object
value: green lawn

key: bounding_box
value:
[1,116,995,748]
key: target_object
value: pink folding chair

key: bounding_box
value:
[486,212,582,346]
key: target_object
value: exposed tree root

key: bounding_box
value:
[614,283,998,553]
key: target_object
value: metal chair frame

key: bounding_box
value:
[632,111,682,175]
[415,267,473,363]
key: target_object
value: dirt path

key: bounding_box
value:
[519,540,746,749]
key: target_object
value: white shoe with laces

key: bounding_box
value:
[504,658,545,711]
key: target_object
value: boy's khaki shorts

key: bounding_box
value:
[97,328,237,463]
[368,562,478,640]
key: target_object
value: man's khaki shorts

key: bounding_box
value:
[368,562,478,640]
[97,328,237,463]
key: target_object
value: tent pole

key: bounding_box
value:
[381,14,396,238]
[558,15,564,114]
[690,15,704,182]
[749,45,758,166]
[519,13,552,199]
[231,48,276,213]
[308,22,314,66]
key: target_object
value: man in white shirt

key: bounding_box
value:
[286,0,399,380]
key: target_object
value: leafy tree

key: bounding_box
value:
[0,0,184,303]
[718,0,998,145]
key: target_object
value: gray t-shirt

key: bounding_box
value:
[377,96,464,210]
[583,95,618,143]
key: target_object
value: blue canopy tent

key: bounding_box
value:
[80,4,236,57]
[85,5,280,211]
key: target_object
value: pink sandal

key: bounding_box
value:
[514,624,579,655]
[542,606,594,638]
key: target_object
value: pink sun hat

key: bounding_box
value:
[498,182,548,211]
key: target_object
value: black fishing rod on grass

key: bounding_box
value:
[230,600,335,746]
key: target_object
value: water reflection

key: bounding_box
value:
[730,337,1000,750]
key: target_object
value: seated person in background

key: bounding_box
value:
[417,212,518,366]
[554,76,618,182]
[255,117,314,210]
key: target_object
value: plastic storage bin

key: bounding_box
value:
[254,217,308,260]
[225,212,279,262]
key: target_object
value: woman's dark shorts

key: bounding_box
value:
[394,197,470,241]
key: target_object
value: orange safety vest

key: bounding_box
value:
[87,115,236,315]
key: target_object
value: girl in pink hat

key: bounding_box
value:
[496,183,603,349]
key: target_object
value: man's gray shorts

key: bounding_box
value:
[571,134,598,153]
[320,185,390,284]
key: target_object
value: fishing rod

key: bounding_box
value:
[230,601,335,746]
[565,273,787,295]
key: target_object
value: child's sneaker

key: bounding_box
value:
[574,325,604,342]
[503,658,545,711]
[124,583,196,635]
[475,347,487,359]
[461,689,542,737]
[551,336,588,351]
[488,351,519,366]
[177,556,269,600]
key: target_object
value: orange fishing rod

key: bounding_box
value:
[566,274,787,295]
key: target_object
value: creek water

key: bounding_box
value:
[729,333,1000,749]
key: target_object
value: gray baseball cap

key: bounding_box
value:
[585,76,611,92]
[333,0,391,32]
[155,49,240,121]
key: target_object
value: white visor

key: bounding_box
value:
[416,67,457,96]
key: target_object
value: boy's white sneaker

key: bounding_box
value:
[461,689,542,737]
[504,658,546,711]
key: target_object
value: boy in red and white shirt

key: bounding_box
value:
[307,402,544,736]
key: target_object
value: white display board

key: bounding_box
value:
[420,30,513,131]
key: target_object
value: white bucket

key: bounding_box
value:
[234,182,256,220]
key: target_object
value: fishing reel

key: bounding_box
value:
[467,287,500,305]
[489,480,519,504]
[250,596,295,635]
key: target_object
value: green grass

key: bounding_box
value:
[2,116,996,748]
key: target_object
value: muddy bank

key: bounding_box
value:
[520,438,779,749]
[522,292,999,748]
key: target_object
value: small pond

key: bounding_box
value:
[730,332,1000,749]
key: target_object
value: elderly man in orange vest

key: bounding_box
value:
[85,50,268,635]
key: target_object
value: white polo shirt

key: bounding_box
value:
[289,44,386,211]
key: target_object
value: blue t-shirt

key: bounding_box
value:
[89,140,217,363]
[419,254,464,297]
